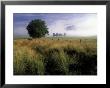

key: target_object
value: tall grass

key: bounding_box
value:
[14,38,97,75]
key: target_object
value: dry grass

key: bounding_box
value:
[14,37,97,75]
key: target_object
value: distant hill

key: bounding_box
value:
[14,35,29,39]
[14,34,97,40]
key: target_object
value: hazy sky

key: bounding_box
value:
[13,13,97,37]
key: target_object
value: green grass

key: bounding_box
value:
[13,37,97,75]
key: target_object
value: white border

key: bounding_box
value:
[5,5,106,84]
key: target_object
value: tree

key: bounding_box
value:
[26,19,49,38]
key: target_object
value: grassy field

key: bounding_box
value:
[13,37,97,75]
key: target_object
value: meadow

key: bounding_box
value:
[13,37,97,75]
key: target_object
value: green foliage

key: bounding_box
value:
[26,19,49,38]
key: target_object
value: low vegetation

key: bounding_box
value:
[14,37,97,75]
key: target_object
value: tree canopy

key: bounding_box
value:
[26,19,49,38]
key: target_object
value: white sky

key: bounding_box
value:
[14,13,97,37]
[48,14,97,37]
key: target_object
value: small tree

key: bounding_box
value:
[26,19,49,38]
